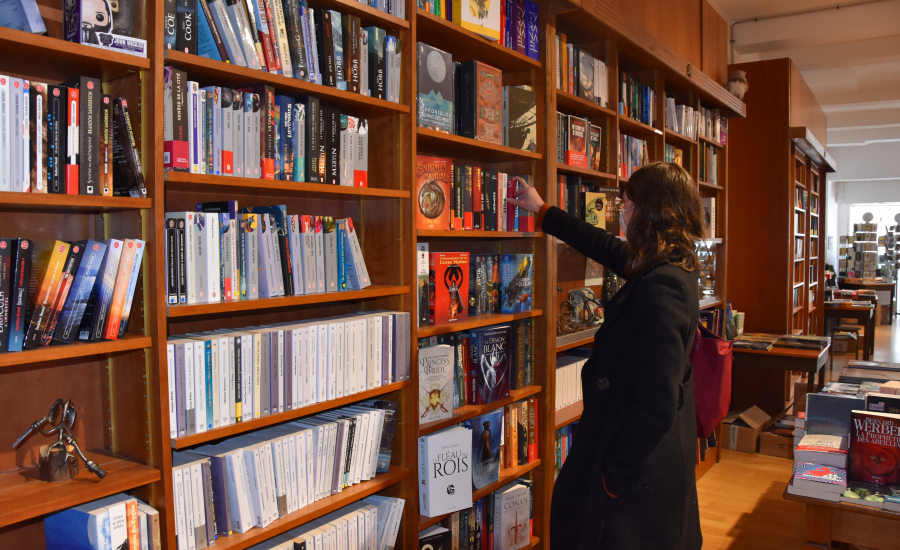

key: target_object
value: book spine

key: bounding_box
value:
[64,86,78,194]
[271,0,293,77]
[113,99,147,198]
[283,0,309,80]
[24,242,69,349]
[29,83,47,193]
[324,105,340,185]
[117,240,146,336]
[177,0,199,54]
[43,243,86,345]
[102,239,137,340]
[7,239,32,352]
[199,0,230,61]
[0,240,12,352]
[210,0,248,66]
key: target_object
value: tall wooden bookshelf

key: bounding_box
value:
[0,1,743,549]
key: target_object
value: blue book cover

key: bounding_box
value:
[335,218,346,290]
[55,240,108,344]
[338,219,362,289]
[44,503,111,550]
[525,1,539,61]
[78,239,123,342]
[416,43,453,133]
[197,2,223,61]
[465,408,503,489]
[500,254,533,313]
[203,339,214,428]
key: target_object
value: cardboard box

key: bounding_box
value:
[833,332,859,353]
[723,406,772,453]
[794,378,809,414]
[759,430,794,459]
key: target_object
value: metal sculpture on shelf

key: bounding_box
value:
[13,399,107,481]
[557,287,605,335]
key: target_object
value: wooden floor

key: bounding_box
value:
[697,321,900,550]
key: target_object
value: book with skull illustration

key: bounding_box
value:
[63,0,148,57]
[465,408,502,489]
[429,252,469,325]
[416,155,453,230]
[418,344,454,425]
[469,324,511,405]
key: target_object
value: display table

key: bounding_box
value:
[839,280,896,324]
[731,345,828,418]
[824,302,875,360]
[783,483,900,549]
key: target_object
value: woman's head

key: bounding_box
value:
[620,162,705,276]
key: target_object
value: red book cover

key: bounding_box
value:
[566,116,588,168]
[429,252,469,325]
[475,62,503,144]
[66,88,79,194]
[415,155,453,230]
[849,410,900,485]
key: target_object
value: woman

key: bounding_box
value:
[508,162,704,550]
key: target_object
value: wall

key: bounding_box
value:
[602,0,703,68]
[701,0,728,85]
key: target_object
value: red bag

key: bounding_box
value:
[690,323,733,439]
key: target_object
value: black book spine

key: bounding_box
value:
[165,0,178,50]
[100,95,112,196]
[316,10,336,88]
[47,86,67,194]
[177,0,198,55]
[112,98,147,198]
[317,101,326,182]
[342,15,360,94]
[324,106,340,185]
[276,210,294,296]
[209,457,233,537]
[62,77,101,195]
[166,218,179,304]
[283,0,309,80]
[0,240,13,352]
[9,240,32,351]
[372,29,386,99]
[199,0,229,61]
[176,218,187,303]
[302,96,320,183]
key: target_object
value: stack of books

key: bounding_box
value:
[45,494,160,550]
[732,333,779,351]
[787,461,847,502]
[773,335,830,351]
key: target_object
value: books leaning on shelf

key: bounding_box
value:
[618,134,649,178]
[555,113,601,171]
[0,78,146,197]
[554,422,578,479]
[419,477,533,550]
[0,0,45,34]
[664,96,696,140]
[172,403,401,546]
[698,106,727,145]
[163,69,370,183]
[414,155,535,232]
[553,32,609,108]
[165,204,371,304]
[165,312,409,438]
[45,493,161,550]
[420,0,540,60]
[0,237,145,352]
[187,0,402,100]
[555,355,584,411]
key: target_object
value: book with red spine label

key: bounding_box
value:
[65,87,79,194]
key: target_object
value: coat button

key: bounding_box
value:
[597,378,610,390]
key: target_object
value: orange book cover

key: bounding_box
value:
[102,239,138,340]
[125,499,140,550]
[23,241,70,349]
[415,155,453,230]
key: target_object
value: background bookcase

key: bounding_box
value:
[0,0,744,548]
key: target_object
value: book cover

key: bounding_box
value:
[806,392,865,437]
[466,409,502,489]
[339,217,370,289]
[505,86,536,152]
[102,238,138,340]
[38,241,83,345]
[849,410,900,485]
[364,26,386,100]
[589,124,601,171]
[565,115,588,168]
[429,252,469,325]
[23,241,70,349]
[323,216,338,292]
[241,213,259,299]
[418,426,472,517]
[793,461,848,493]
[452,0,500,40]
[500,254,532,313]
[419,344,454,425]
[44,502,110,550]
[53,240,107,345]
[415,155,453,230]
[593,186,621,236]
[112,99,147,198]
[7,239,33,352]
[470,324,511,405]
[47,85,68,194]
[496,483,530,550]
[417,43,453,133]
[117,239,146,336]
[78,239,123,342]
[867,393,900,415]
[474,62,502,143]
[419,527,452,550]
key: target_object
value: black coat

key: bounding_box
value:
[543,206,702,550]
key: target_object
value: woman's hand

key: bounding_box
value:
[506,177,545,214]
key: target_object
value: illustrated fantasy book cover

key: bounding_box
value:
[849,410,900,485]
[592,186,621,236]
[475,62,502,144]
[469,324,511,405]
[465,408,502,489]
[505,86,536,152]
[500,254,532,313]
[417,43,453,133]
[565,115,588,168]
[416,155,453,230]
[453,0,501,41]
[419,344,454,425]
[429,252,469,325]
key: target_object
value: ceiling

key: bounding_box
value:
[707,0,900,185]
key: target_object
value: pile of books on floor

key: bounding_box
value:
[166,311,410,437]
[44,494,160,550]
[171,401,400,547]
[166,203,372,304]
[0,237,145,352]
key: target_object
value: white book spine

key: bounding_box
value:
[167,343,177,438]
[242,448,265,527]
[346,320,357,395]
[367,317,378,389]
[277,330,285,413]
[292,329,301,410]
[21,81,29,192]
[179,467,196,550]
[225,451,254,533]
[336,322,346,398]
[316,324,328,402]
[207,214,222,302]
[229,95,239,177]
[242,334,253,419]
[188,82,198,174]
[327,323,338,400]
[173,468,188,550]
[227,337,236,424]
[314,221,325,293]
[189,463,207,545]
[0,77,9,191]
[193,341,207,433]
[289,215,305,295]
[184,343,195,434]
[253,333,262,418]
[199,91,206,174]
[211,338,219,428]
[373,316,383,387]
[243,93,253,177]
[219,337,230,427]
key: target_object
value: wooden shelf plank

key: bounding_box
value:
[0,27,148,83]
[208,467,411,550]
[417,128,543,162]
[415,9,541,73]
[0,450,160,528]
[555,401,584,431]
[417,230,543,239]
[173,380,411,448]
[618,116,663,140]
[166,285,409,318]
[312,0,409,31]
[419,460,542,530]
[555,90,617,119]
[165,51,410,118]
[0,192,151,212]
[0,334,152,370]
[164,171,409,199]
[556,164,617,181]
[418,386,542,437]
[664,128,698,148]
[699,298,722,310]
[556,328,599,352]
[418,310,543,338]
[698,181,723,190]
[698,135,725,148]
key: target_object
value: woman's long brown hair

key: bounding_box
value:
[621,162,705,278]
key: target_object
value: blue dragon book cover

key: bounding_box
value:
[466,408,503,489]
[500,254,533,313]
[470,324,511,405]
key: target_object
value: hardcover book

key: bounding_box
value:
[415,155,453,230]
[503,86,536,152]
[452,0,500,40]
[429,252,469,325]
[418,426,472,517]
[500,254,532,313]
[416,43,453,133]
[849,410,900,485]
[469,324,511,405]
[794,434,849,469]
[495,483,530,550]
[466,408,502,489]
[53,240,107,345]
[418,344,454,425]
[806,392,865,437]
[462,61,502,144]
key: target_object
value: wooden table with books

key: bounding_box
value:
[839,280,896,324]
[824,302,876,360]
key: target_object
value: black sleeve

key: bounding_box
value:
[601,270,692,497]
[541,205,630,278]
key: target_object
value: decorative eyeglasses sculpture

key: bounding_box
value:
[12,399,107,481]
[558,287,605,335]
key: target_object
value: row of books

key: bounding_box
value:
[698,106,727,145]
[664,143,685,167]
[165,202,371,305]
[556,354,586,410]
[420,0,541,62]
[165,311,410,438]
[45,494,160,550]
[0,77,145,197]
[418,477,533,550]
[557,176,622,236]
[554,421,578,479]
[0,237,145,352]
[169,400,399,546]
[699,143,720,184]
[413,156,536,232]
[664,97,697,140]
[554,34,610,108]
[164,70,370,185]
[620,73,657,127]
[418,320,535,421]
[555,112,602,171]
[618,134,650,178]
[187,0,402,101]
